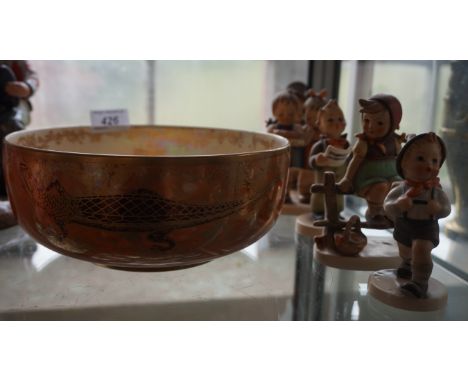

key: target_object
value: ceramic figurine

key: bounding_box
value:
[0,61,38,194]
[384,133,451,298]
[338,94,406,226]
[303,89,328,145]
[0,61,38,229]
[267,91,304,147]
[291,89,328,204]
[267,91,309,204]
[309,99,350,219]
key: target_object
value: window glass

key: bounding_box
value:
[434,62,451,134]
[337,60,351,125]
[29,60,148,128]
[372,61,432,134]
[27,60,292,134]
[153,61,268,132]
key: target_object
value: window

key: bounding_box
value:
[28,60,309,133]
[338,60,452,195]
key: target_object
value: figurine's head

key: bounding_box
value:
[316,99,346,139]
[359,94,402,140]
[304,89,327,128]
[272,92,301,126]
[396,132,446,182]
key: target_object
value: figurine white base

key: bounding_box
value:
[314,237,401,271]
[366,293,445,319]
[281,190,310,215]
[295,213,323,237]
[368,269,448,312]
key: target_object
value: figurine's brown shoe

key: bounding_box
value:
[396,262,412,279]
[401,281,428,298]
[396,267,412,279]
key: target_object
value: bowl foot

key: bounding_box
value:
[95,261,211,272]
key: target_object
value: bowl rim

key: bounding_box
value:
[5,125,290,160]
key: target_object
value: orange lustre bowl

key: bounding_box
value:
[3,125,289,271]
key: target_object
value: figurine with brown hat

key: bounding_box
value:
[368,132,451,311]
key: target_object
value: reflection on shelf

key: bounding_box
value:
[241,242,259,261]
[31,244,61,272]
[350,300,360,320]
[358,283,368,296]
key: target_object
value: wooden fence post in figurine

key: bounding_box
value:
[303,171,400,270]
[368,133,450,311]
[337,94,406,227]
[295,89,328,204]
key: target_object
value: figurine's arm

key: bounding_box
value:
[429,188,452,219]
[5,61,39,99]
[18,61,39,96]
[284,125,305,140]
[5,82,30,98]
[309,140,327,168]
[337,139,367,192]
[394,132,407,155]
[383,182,409,220]
[395,137,402,154]
[270,125,305,141]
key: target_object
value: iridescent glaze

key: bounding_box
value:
[4,125,289,271]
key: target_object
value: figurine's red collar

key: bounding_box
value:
[326,137,348,149]
[405,177,441,197]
